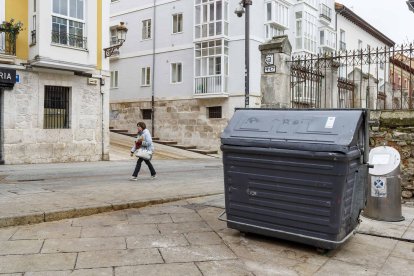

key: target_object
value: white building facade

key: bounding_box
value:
[0,0,111,164]
[108,0,393,151]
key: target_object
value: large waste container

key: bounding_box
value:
[363,146,404,221]
[221,109,370,249]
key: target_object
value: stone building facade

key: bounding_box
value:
[3,69,109,164]
[0,0,111,164]
[110,98,230,150]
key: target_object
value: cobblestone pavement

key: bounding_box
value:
[1,194,414,275]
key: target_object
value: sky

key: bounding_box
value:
[338,0,414,45]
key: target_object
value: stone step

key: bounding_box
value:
[188,149,218,155]
[172,144,197,150]
[110,129,129,133]
[156,140,178,145]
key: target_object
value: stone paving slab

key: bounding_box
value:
[0,199,414,274]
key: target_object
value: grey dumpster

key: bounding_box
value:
[363,146,404,221]
[220,109,370,249]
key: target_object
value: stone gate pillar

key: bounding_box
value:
[259,35,292,108]
[320,59,339,108]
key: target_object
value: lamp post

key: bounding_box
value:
[407,0,414,12]
[235,0,252,108]
[104,22,128,58]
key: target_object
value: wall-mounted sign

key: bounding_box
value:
[264,65,276,73]
[88,78,98,85]
[0,67,17,88]
[265,54,274,65]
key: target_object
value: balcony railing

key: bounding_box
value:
[319,4,332,22]
[194,75,227,96]
[51,31,87,50]
[0,30,17,56]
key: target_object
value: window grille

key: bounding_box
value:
[208,106,222,118]
[142,109,152,120]
[44,86,70,129]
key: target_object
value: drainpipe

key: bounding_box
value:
[151,0,156,136]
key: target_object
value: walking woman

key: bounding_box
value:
[130,122,157,180]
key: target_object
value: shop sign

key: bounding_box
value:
[0,67,17,88]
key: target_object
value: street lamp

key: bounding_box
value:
[235,0,252,108]
[103,22,128,58]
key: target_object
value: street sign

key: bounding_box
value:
[264,65,276,73]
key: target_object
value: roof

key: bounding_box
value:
[335,3,395,47]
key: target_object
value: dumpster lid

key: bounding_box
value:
[221,109,366,152]
[369,146,400,175]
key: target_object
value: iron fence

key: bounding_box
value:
[289,43,414,110]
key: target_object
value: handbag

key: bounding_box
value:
[135,148,152,160]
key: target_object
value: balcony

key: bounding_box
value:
[51,31,88,50]
[0,30,17,64]
[319,28,336,52]
[194,75,228,98]
[319,4,332,24]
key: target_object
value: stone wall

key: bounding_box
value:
[110,98,229,151]
[370,110,414,201]
[3,69,110,164]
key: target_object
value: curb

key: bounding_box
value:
[0,193,223,228]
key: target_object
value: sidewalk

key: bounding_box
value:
[2,156,414,274]
[0,158,224,227]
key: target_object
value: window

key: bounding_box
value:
[172,13,183,34]
[110,71,118,88]
[142,109,152,120]
[171,63,182,83]
[52,0,86,49]
[358,39,362,49]
[31,0,37,45]
[339,29,346,50]
[142,19,151,40]
[266,2,272,21]
[194,0,228,39]
[194,39,228,94]
[110,28,117,45]
[208,106,222,118]
[295,11,316,52]
[141,67,151,86]
[44,86,70,129]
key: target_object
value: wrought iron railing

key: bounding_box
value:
[289,43,414,110]
[51,31,87,50]
[0,30,17,55]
